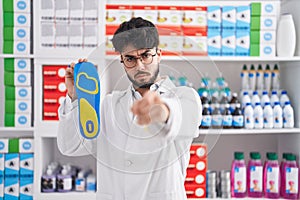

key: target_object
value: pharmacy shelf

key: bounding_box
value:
[0,127,34,137]
[189,198,288,200]
[36,192,97,200]
[199,128,300,135]
[0,54,34,58]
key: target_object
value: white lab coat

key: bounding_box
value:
[57,77,202,200]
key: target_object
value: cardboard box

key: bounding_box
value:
[19,139,34,153]
[3,27,30,41]
[4,72,31,86]
[132,5,157,24]
[222,6,236,30]
[207,29,221,56]
[19,177,33,200]
[40,0,54,20]
[251,16,277,31]
[69,0,83,20]
[3,0,31,13]
[182,6,207,33]
[55,0,69,20]
[236,6,251,30]
[84,0,98,20]
[4,154,19,176]
[55,22,69,48]
[156,6,182,31]
[9,139,19,153]
[207,6,221,30]
[84,22,98,48]
[5,86,32,100]
[4,177,19,200]
[186,170,206,185]
[182,32,207,56]
[69,22,83,48]
[222,30,236,56]
[5,100,32,114]
[251,31,276,44]
[0,140,9,154]
[3,41,30,55]
[106,5,132,27]
[190,143,207,159]
[260,44,276,57]
[3,13,31,27]
[4,58,31,72]
[185,184,206,198]
[0,154,5,176]
[5,113,31,127]
[0,175,3,199]
[20,154,34,176]
[158,28,183,55]
[41,22,55,47]
[236,31,250,56]
[251,2,278,16]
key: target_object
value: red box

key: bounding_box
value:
[188,157,207,172]
[190,143,207,159]
[185,184,206,198]
[186,169,206,185]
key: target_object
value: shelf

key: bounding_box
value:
[37,192,96,200]
[0,127,34,137]
[199,128,300,135]
[0,54,34,58]
[188,198,287,200]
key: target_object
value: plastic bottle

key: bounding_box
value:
[210,92,219,113]
[261,91,270,108]
[247,152,263,197]
[270,90,280,107]
[212,104,222,129]
[244,102,254,129]
[249,64,256,91]
[282,154,299,199]
[241,64,249,90]
[200,104,211,129]
[264,64,272,92]
[256,64,264,91]
[273,102,283,128]
[263,102,274,128]
[283,101,294,128]
[230,92,240,113]
[272,64,280,90]
[75,169,92,192]
[231,152,247,198]
[251,91,261,108]
[242,91,251,110]
[220,92,229,113]
[253,102,264,129]
[232,104,244,129]
[200,91,210,105]
[280,153,289,197]
[57,165,73,192]
[198,82,209,98]
[178,74,187,86]
[222,104,232,129]
[86,174,96,192]
[263,152,280,199]
[280,90,290,107]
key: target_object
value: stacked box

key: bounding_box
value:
[4,58,32,127]
[250,2,278,57]
[158,28,183,56]
[43,65,68,120]
[185,143,207,199]
[236,6,251,56]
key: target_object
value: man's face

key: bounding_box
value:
[121,45,161,89]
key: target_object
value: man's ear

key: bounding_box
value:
[157,48,162,63]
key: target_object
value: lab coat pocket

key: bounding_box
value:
[98,192,113,200]
[147,191,176,200]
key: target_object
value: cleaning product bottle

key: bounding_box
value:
[200,91,210,105]
[280,90,290,107]
[264,64,272,92]
[247,152,263,197]
[280,153,289,197]
[231,152,247,198]
[86,174,96,192]
[261,90,270,108]
[220,92,229,113]
[264,152,280,199]
[200,104,211,129]
[283,101,294,128]
[271,64,280,90]
[249,64,256,91]
[253,102,264,129]
[222,104,232,129]
[251,91,261,108]
[242,91,251,110]
[241,64,249,90]
[263,102,274,128]
[244,102,254,129]
[256,64,264,91]
[273,102,283,128]
[282,154,298,199]
[232,104,244,129]
[230,92,240,113]
[212,104,222,129]
[270,90,280,107]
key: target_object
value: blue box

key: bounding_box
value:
[222,30,236,56]
[207,6,221,30]
[236,6,250,30]
[222,6,236,30]
[20,154,33,177]
[0,176,4,199]
[207,30,221,56]
[4,177,19,200]
[20,177,33,200]
[0,154,4,177]
[4,154,19,177]
[236,31,250,56]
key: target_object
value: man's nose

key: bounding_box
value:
[135,58,146,69]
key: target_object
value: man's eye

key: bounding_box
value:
[126,57,134,62]
[142,53,151,59]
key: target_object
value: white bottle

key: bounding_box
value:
[283,101,294,128]
[263,102,274,128]
[242,91,251,110]
[244,102,254,129]
[280,90,290,107]
[271,64,280,90]
[241,64,249,90]
[251,91,261,108]
[277,14,296,57]
[256,64,264,91]
[249,64,256,91]
[264,64,272,92]
[273,102,283,129]
[86,174,96,192]
[261,91,270,107]
[270,90,279,107]
[253,102,264,129]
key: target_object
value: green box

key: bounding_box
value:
[251,16,261,31]
[3,12,14,27]
[5,100,15,114]
[250,44,260,56]
[9,138,19,153]
[4,58,15,72]
[250,31,260,44]
[5,86,16,100]
[251,3,261,16]
[5,113,15,127]
[3,0,14,12]
[4,71,15,86]
[3,41,14,54]
[3,27,14,41]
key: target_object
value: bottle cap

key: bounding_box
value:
[274,64,279,70]
[243,64,247,70]
[250,64,255,70]
[232,93,237,97]
[274,102,280,106]
[262,91,268,95]
[246,102,251,106]
[271,90,277,95]
[234,152,244,160]
[258,64,263,70]
[255,102,261,106]
[281,90,287,95]
[286,154,296,161]
[266,64,270,70]
[285,101,291,105]
[265,102,270,106]
[267,152,278,160]
[253,91,258,95]
[250,152,261,160]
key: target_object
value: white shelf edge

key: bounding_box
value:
[0,127,34,132]
[0,127,34,138]
[36,192,96,200]
[0,54,34,58]
[199,128,300,135]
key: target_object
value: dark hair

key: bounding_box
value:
[111,17,159,53]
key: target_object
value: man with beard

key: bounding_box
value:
[57,17,201,200]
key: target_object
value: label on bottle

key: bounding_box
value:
[233,115,244,127]
[212,114,222,127]
[234,166,246,193]
[201,115,212,127]
[250,166,263,192]
[266,167,279,193]
[285,167,298,194]
[222,115,232,126]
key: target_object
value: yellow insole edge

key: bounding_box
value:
[79,98,99,138]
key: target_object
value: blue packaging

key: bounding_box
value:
[222,30,236,56]
[207,30,221,56]
[207,6,221,30]
[236,31,250,56]
[0,176,4,199]
[20,154,33,177]
[4,177,19,200]
[222,6,236,30]
[236,6,250,30]
[0,154,4,177]
[20,177,33,200]
[4,154,19,177]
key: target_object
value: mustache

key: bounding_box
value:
[134,71,151,78]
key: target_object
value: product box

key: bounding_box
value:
[132,5,157,24]
[188,157,207,172]
[5,113,31,127]
[251,16,277,31]
[222,6,236,30]
[84,22,98,48]
[260,44,276,57]
[4,154,19,177]
[55,22,69,48]
[5,86,32,100]
[251,2,279,17]
[3,27,30,41]
[55,0,69,20]
[2,0,31,13]
[5,100,32,114]
[207,6,221,30]
[158,28,183,55]
[156,6,182,32]
[19,177,33,200]
[236,31,250,56]
[0,175,3,199]
[190,143,207,159]
[9,139,19,154]
[69,22,83,48]
[4,177,19,200]
[69,0,84,20]
[4,58,31,72]
[207,29,221,56]
[0,154,5,176]
[20,154,34,176]
[251,31,276,44]
[181,6,207,33]
[182,32,207,56]
[0,140,9,154]
[105,34,115,55]
[19,139,34,153]
[185,184,206,198]
[185,170,206,185]
[41,21,55,47]
[236,6,251,30]
[84,0,98,20]
[4,72,31,86]
[40,0,54,20]
[3,12,31,27]
[3,41,30,55]
[222,30,236,56]
[106,5,132,30]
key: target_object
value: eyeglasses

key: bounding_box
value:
[121,49,157,68]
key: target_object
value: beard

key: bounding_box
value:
[127,65,159,89]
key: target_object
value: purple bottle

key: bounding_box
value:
[57,165,74,192]
[264,152,280,199]
[247,152,263,197]
[41,162,61,192]
[231,152,247,198]
[282,154,299,199]
[280,153,289,196]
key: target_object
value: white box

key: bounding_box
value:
[41,0,54,20]
[41,22,55,47]
[261,16,277,30]
[207,6,221,30]
[69,22,83,48]
[261,2,279,16]
[236,31,250,56]
[14,100,32,114]
[14,0,31,13]
[106,5,132,26]
[0,154,5,176]
[0,140,9,154]
[14,114,31,127]
[182,6,207,27]
[84,0,98,20]
[84,22,98,48]
[69,0,83,20]
[156,6,182,27]
[4,177,19,200]
[0,176,3,199]
[55,22,69,48]
[260,44,276,57]
[15,87,32,100]
[222,6,236,30]
[14,41,30,55]
[132,5,157,24]
[20,177,33,199]
[105,35,114,54]
[20,154,34,176]
[260,31,276,44]
[207,30,221,56]
[19,139,34,153]
[182,34,207,56]
[236,6,250,30]
[222,30,236,56]
[158,33,183,55]
[14,59,31,72]
[55,0,69,20]
[14,13,30,27]
[14,72,31,86]
[5,154,19,176]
